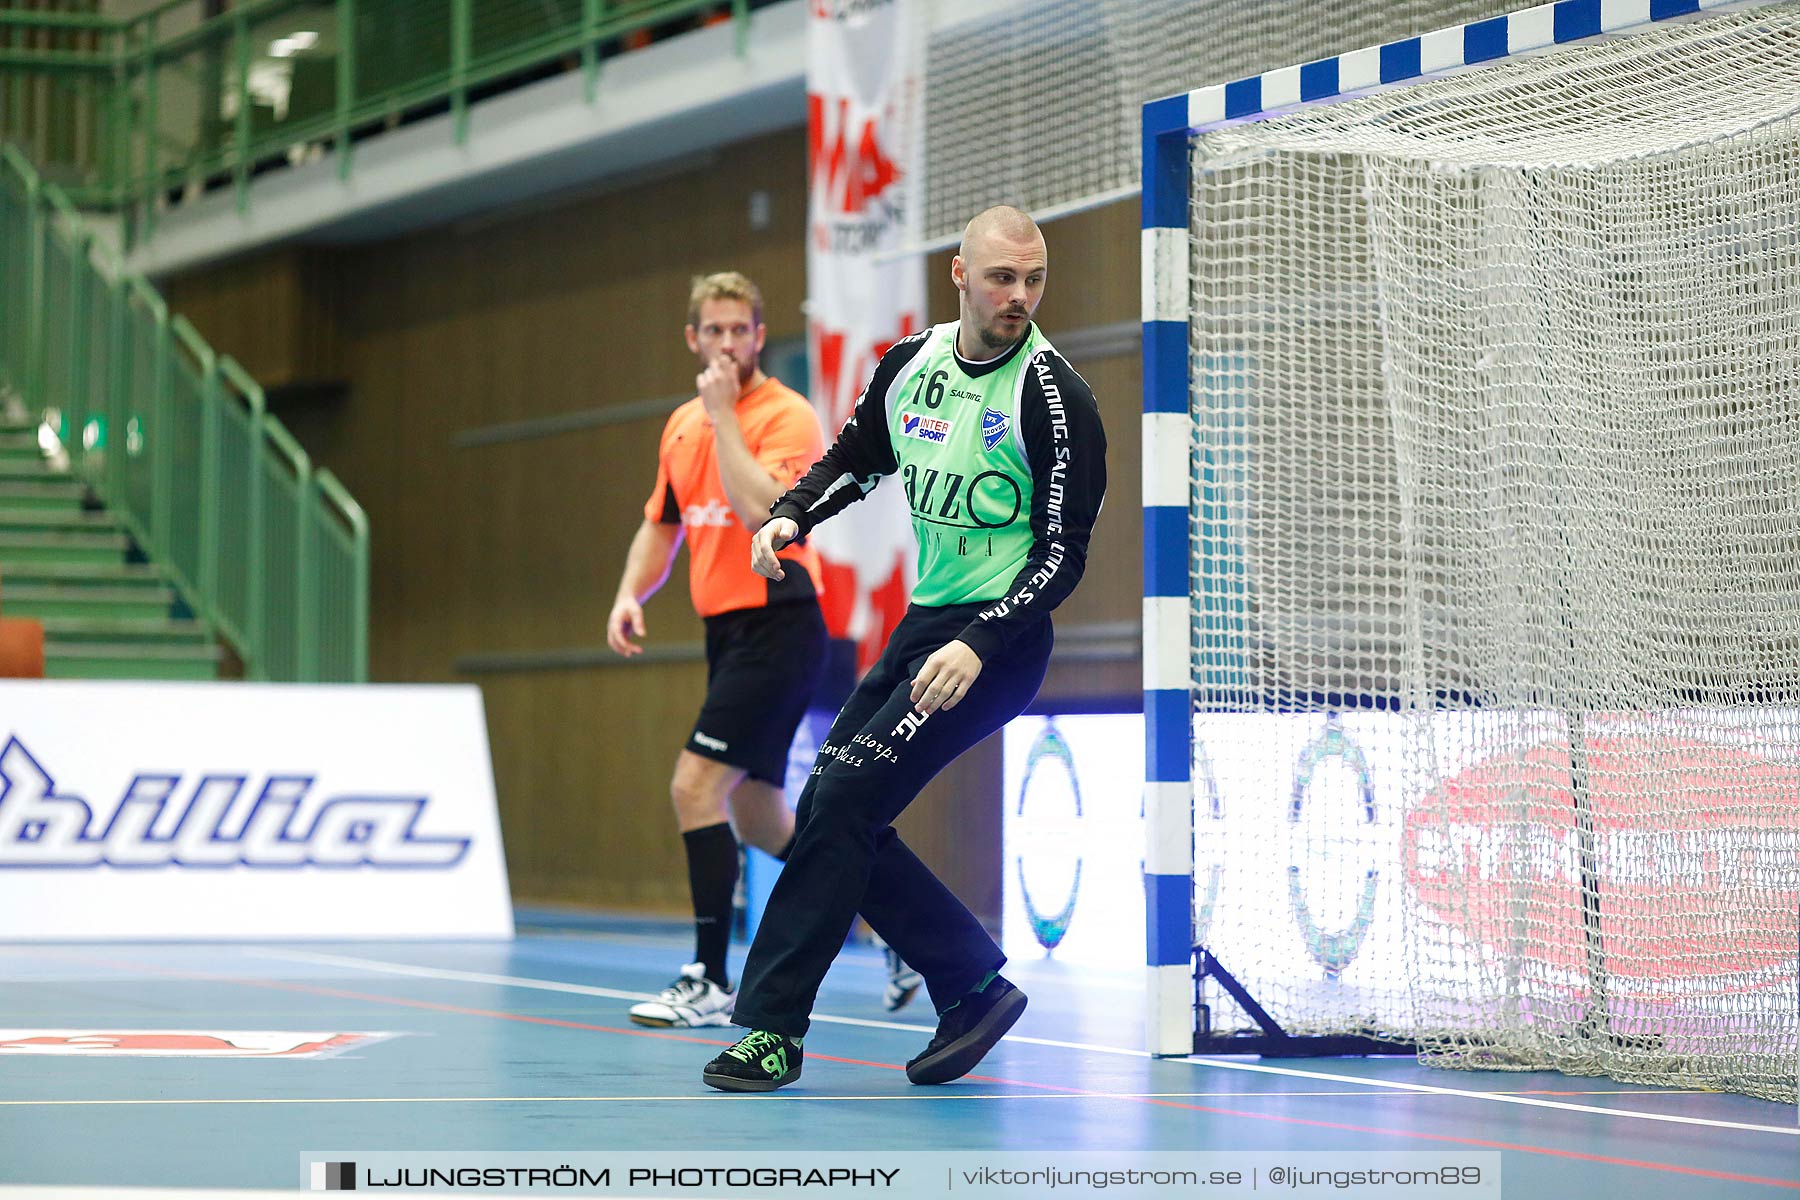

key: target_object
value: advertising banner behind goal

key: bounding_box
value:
[0,681,513,940]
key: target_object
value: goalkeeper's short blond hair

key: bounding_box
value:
[687,272,764,328]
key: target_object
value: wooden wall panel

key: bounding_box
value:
[165,246,343,387]
[166,130,817,915]
[169,131,1146,928]
[480,662,710,910]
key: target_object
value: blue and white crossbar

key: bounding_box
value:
[1136,0,1775,1058]
[1174,0,1758,137]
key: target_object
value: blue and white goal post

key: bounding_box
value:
[1138,0,1796,1062]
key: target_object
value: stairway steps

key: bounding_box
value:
[0,462,70,484]
[0,529,128,568]
[0,562,165,588]
[0,585,177,622]
[44,640,223,681]
[0,408,224,682]
[35,617,211,645]
[0,507,117,532]
[0,479,86,512]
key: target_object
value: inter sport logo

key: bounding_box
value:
[900,413,952,444]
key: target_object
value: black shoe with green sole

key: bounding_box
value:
[702,1030,804,1092]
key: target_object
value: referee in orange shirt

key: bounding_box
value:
[608,272,916,1027]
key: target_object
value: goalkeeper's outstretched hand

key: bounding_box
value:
[750,516,799,581]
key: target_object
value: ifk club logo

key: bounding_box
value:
[981,407,1009,452]
[311,1161,355,1190]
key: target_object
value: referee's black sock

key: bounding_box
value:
[683,822,738,989]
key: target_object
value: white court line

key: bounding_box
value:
[246,949,934,1033]
[1015,1031,1800,1138]
[1182,1056,1800,1137]
[247,949,1798,1137]
[519,930,1149,994]
[0,1090,1391,1107]
[518,928,727,950]
[247,949,682,1005]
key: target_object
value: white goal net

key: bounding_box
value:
[918,0,1520,244]
[1188,3,1800,1102]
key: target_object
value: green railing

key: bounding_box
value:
[0,0,752,237]
[0,4,113,199]
[0,143,368,681]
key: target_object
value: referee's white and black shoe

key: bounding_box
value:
[629,962,735,1028]
[883,946,923,1012]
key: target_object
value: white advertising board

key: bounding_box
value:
[0,681,513,940]
[1005,710,1798,1029]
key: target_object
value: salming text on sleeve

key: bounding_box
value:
[955,348,1106,663]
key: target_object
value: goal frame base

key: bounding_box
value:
[1192,946,1419,1059]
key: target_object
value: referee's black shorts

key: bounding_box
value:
[686,599,829,786]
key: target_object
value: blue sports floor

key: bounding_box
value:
[0,911,1794,1197]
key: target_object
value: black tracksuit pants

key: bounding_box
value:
[731,602,1053,1037]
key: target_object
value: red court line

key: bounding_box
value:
[50,952,914,1069]
[55,952,1800,1190]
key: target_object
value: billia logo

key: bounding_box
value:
[0,737,471,868]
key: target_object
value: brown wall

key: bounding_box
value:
[166,127,1145,926]
[167,246,344,388]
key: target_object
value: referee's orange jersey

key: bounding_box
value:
[643,376,827,618]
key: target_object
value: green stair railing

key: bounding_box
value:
[0,143,368,681]
[0,0,754,239]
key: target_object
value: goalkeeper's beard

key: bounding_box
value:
[975,311,1030,353]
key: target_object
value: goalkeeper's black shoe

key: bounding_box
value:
[702,1030,803,1092]
[906,975,1025,1085]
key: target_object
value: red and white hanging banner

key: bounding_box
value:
[806,0,925,671]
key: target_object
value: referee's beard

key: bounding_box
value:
[716,352,757,389]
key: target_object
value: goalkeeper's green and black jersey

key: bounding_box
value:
[769,320,1107,664]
